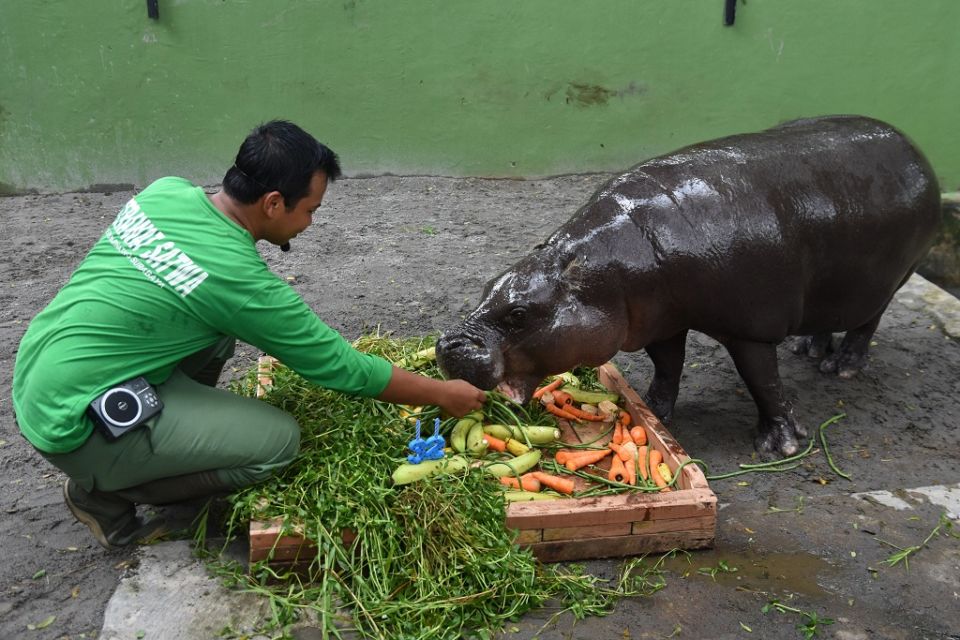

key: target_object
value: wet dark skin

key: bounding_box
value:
[210,172,486,418]
[437,116,942,456]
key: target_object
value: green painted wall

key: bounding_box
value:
[1,1,958,193]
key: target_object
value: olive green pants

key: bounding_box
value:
[40,339,300,497]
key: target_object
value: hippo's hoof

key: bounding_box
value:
[754,417,801,458]
[785,334,833,359]
[819,350,867,378]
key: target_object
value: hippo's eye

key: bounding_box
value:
[506,307,527,327]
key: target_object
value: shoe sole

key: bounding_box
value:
[63,479,118,550]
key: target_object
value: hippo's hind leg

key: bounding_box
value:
[723,338,804,457]
[819,304,888,379]
[643,330,688,424]
[785,333,834,359]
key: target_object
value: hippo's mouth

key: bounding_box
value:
[495,381,524,404]
[494,373,543,405]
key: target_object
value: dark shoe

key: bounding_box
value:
[63,479,166,550]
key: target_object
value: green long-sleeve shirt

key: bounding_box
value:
[13,177,393,453]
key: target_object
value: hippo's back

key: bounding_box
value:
[572,116,942,340]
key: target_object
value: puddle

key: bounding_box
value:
[660,550,832,597]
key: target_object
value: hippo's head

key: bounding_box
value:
[436,246,629,403]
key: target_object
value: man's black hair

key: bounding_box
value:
[222,120,342,207]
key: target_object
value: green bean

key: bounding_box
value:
[818,413,851,480]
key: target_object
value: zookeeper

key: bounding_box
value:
[12,120,486,549]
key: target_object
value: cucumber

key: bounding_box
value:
[482,424,513,441]
[466,421,488,456]
[563,387,620,405]
[391,455,470,485]
[482,450,542,478]
[450,410,483,452]
[484,424,560,445]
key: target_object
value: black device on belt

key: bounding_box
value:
[87,376,163,441]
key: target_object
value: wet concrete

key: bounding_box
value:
[2,176,959,640]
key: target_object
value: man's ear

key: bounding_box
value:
[262,191,285,219]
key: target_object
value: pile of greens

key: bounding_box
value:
[196,334,667,639]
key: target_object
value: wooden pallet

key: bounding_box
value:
[249,358,716,568]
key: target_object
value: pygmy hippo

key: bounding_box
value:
[436,115,942,457]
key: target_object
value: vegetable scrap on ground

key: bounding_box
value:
[197,334,671,640]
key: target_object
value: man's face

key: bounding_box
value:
[268,171,329,246]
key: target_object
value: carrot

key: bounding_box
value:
[612,421,625,445]
[552,390,574,407]
[530,471,576,495]
[610,440,638,462]
[483,434,507,452]
[564,448,612,471]
[619,411,633,429]
[544,403,579,421]
[608,456,627,483]
[648,449,671,491]
[499,475,541,492]
[564,405,610,422]
[624,457,637,485]
[637,445,650,480]
[629,425,648,446]
[554,449,579,464]
[532,377,563,400]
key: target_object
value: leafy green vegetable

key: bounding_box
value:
[196,333,666,639]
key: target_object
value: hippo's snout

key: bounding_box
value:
[435,330,503,391]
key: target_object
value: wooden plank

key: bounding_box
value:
[505,488,716,531]
[541,520,632,542]
[631,513,716,536]
[513,529,543,545]
[250,541,317,563]
[529,529,715,563]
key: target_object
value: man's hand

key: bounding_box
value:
[435,379,487,417]
[377,367,486,418]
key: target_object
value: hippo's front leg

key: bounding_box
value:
[643,331,688,424]
[723,338,806,457]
